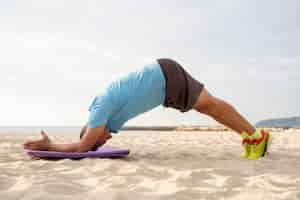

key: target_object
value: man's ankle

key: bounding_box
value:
[245,127,256,136]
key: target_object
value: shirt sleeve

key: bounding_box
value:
[87,95,112,128]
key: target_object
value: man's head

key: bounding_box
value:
[79,124,112,151]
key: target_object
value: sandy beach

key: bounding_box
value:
[1,130,300,200]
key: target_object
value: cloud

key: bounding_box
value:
[0,0,299,126]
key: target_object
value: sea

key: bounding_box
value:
[0,126,177,135]
[0,126,82,135]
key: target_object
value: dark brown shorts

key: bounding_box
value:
[158,58,204,112]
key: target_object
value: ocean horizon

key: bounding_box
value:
[0,126,180,134]
[0,125,228,135]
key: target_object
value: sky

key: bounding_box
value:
[0,0,299,127]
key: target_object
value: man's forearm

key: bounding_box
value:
[48,143,81,152]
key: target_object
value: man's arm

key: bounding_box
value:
[47,143,80,152]
[76,126,106,152]
[24,126,106,152]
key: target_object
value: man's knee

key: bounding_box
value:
[193,88,219,115]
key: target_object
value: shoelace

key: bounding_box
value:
[242,130,268,145]
[252,130,268,145]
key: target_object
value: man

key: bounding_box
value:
[24,58,270,159]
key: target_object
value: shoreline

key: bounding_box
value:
[0,125,299,134]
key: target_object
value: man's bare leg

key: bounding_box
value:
[193,88,255,135]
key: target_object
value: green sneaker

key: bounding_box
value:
[240,132,251,158]
[248,129,270,160]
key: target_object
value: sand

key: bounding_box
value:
[1,130,300,200]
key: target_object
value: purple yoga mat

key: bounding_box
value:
[25,146,130,159]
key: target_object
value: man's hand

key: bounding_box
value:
[23,130,51,151]
[23,126,110,155]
